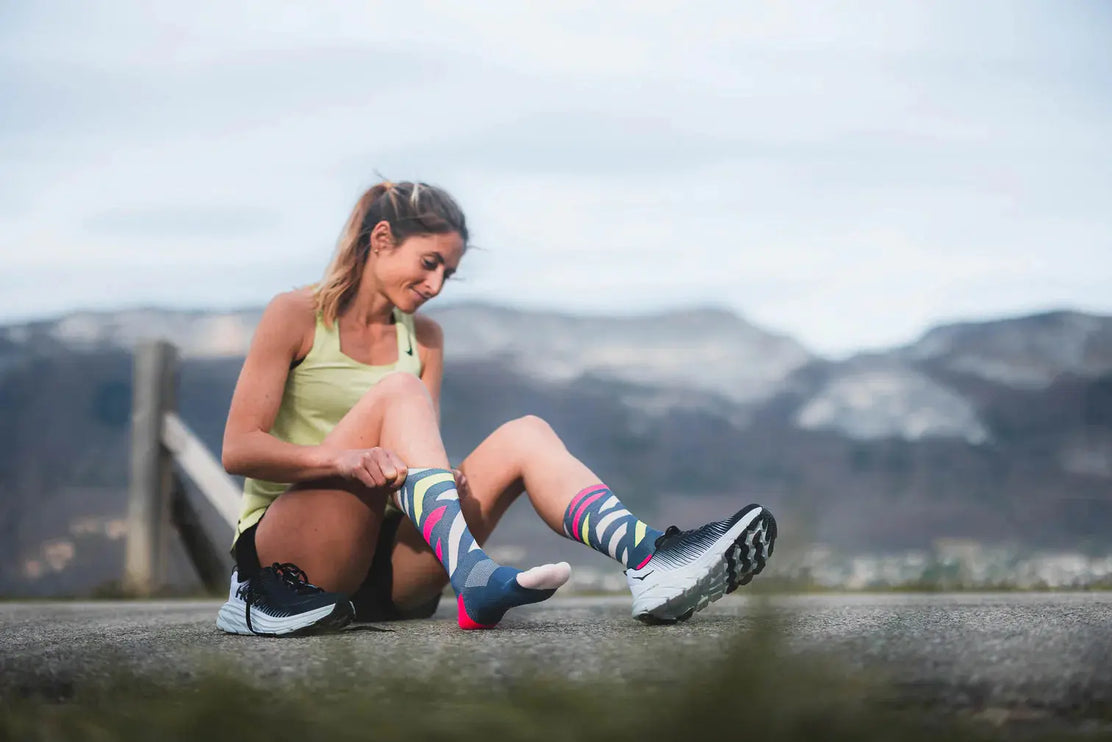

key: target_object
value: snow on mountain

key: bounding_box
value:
[2,308,262,359]
[2,304,813,404]
[0,303,814,414]
[5,304,1110,446]
[427,304,813,405]
[905,311,1112,389]
[794,358,989,443]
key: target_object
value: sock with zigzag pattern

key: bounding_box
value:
[396,467,568,629]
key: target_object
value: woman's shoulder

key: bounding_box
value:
[411,312,444,349]
[256,288,317,354]
[265,287,317,322]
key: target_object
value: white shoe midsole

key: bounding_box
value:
[216,596,339,636]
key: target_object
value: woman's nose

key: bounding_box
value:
[423,271,445,297]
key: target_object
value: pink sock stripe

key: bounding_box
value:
[435,540,443,563]
[457,595,496,630]
[567,485,608,521]
[635,554,653,570]
[571,492,606,540]
[422,506,448,543]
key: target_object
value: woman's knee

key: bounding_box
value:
[331,372,434,446]
[509,414,556,436]
[361,371,433,410]
[497,415,562,454]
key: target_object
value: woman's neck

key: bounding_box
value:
[344,275,395,326]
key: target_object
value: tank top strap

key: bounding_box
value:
[309,311,339,359]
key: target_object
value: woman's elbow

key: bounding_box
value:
[221,440,244,476]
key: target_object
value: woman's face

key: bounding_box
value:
[372,228,465,313]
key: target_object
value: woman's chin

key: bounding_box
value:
[397,294,426,313]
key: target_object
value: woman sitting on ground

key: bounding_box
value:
[217,180,777,636]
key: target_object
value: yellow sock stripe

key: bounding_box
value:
[412,471,455,524]
[580,513,591,545]
[634,521,647,546]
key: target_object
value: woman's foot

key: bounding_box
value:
[216,563,354,637]
[625,505,776,623]
[457,562,571,629]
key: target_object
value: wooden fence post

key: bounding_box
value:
[124,340,178,596]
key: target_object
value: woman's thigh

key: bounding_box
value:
[255,482,386,595]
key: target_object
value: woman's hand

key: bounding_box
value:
[331,447,408,491]
[453,467,472,500]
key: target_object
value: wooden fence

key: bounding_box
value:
[124,340,240,596]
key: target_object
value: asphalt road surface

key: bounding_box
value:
[2,592,1110,724]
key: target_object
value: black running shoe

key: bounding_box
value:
[216,563,354,637]
[625,504,777,623]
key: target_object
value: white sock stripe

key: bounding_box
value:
[607,523,627,559]
[447,512,466,574]
[597,495,619,513]
[594,510,625,544]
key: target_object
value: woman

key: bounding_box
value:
[216,181,777,636]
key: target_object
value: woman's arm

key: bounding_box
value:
[414,314,445,421]
[221,289,339,482]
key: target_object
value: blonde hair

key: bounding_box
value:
[315,181,468,327]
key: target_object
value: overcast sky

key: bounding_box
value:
[2,1,1110,356]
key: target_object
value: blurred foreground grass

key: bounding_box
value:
[1,613,1106,742]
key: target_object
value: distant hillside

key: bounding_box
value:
[1,305,1110,596]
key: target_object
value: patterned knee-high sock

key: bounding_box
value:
[396,468,569,629]
[562,484,664,570]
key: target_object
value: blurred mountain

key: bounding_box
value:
[0,305,1110,596]
[903,311,1112,389]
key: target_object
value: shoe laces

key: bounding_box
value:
[654,525,683,550]
[655,521,726,552]
[269,562,323,595]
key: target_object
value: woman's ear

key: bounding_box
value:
[369,220,395,255]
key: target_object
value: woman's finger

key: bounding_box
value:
[453,468,470,497]
[386,451,408,485]
[353,465,378,489]
[374,450,398,481]
[360,456,386,488]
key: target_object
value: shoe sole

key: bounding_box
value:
[216,598,354,637]
[633,505,777,624]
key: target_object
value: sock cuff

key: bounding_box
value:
[407,466,450,477]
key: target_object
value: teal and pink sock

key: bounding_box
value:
[397,468,569,629]
[562,484,663,569]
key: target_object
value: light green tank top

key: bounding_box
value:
[233,308,423,544]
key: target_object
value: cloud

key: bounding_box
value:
[0,2,1110,355]
[83,205,276,239]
